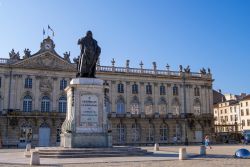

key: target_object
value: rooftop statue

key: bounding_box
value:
[77,31,101,78]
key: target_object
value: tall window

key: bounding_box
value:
[116,99,125,113]
[160,84,166,95]
[173,85,178,96]
[247,120,250,126]
[41,96,50,112]
[58,96,67,112]
[132,83,138,94]
[23,95,32,112]
[160,124,168,142]
[146,83,152,95]
[118,83,124,93]
[175,124,182,140]
[147,123,154,142]
[241,110,244,116]
[25,77,32,88]
[132,123,140,142]
[242,120,245,127]
[60,79,67,90]
[117,123,126,143]
[194,87,200,96]
[246,109,249,116]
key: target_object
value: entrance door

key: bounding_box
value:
[39,127,50,146]
[195,131,203,142]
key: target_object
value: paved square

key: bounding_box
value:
[0,145,250,167]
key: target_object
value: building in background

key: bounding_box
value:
[0,37,214,147]
[213,92,249,143]
[240,95,250,132]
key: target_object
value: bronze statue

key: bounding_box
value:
[77,31,101,78]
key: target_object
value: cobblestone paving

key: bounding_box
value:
[0,145,250,167]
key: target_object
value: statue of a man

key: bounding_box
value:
[77,31,101,78]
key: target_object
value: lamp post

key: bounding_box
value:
[182,72,188,145]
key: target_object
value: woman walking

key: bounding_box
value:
[205,135,212,149]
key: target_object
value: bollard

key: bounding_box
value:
[200,145,206,155]
[154,143,159,151]
[30,151,40,165]
[24,143,31,157]
[179,147,187,160]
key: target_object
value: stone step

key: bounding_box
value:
[35,146,152,158]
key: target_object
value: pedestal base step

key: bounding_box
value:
[35,146,153,158]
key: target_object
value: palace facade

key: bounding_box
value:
[0,37,213,147]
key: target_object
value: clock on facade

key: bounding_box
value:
[45,43,51,50]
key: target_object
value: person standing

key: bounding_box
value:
[204,135,212,149]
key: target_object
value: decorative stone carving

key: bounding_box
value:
[13,53,76,72]
[23,48,31,59]
[184,65,190,73]
[39,77,52,92]
[200,68,206,74]
[63,51,71,63]
[9,49,20,60]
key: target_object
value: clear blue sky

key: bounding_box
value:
[0,0,249,95]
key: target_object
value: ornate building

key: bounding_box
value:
[0,37,213,147]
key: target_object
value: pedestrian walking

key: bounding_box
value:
[204,135,212,149]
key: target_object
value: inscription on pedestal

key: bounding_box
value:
[81,95,98,126]
[77,94,100,132]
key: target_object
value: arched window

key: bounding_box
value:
[59,96,67,112]
[147,123,154,142]
[60,79,67,90]
[25,77,32,88]
[117,123,126,143]
[173,85,178,96]
[116,98,125,113]
[23,95,32,112]
[160,124,168,142]
[132,123,140,142]
[41,96,50,112]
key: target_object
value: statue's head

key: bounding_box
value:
[86,31,93,38]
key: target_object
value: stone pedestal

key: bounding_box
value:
[60,78,109,148]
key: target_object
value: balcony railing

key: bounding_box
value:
[97,65,211,79]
